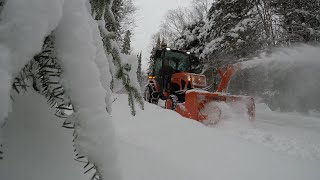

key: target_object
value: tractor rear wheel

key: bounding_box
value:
[165,95,178,110]
[144,85,158,104]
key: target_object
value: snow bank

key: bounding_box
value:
[113,94,320,180]
[0,0,64,156]
[0,91,89,180]
[54,0,120,179]
[1,91,320,180]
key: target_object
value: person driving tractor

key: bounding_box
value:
[159,58,175,92]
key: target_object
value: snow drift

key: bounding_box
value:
[1,91,320,180]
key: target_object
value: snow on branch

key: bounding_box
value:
[54,0,121,179]
[0,0,64,159]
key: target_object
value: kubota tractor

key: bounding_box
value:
[144,47,255,125]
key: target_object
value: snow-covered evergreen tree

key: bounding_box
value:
[0,0,143,179]
[270,0,320,43]
[92,0,144,115]
[147,34,161,74]
[175,21,205,56]
[137,51,143,87]
[106,0,137,43]
[121,30,132,54]
[155,35,161,49]
[201,0,261,62]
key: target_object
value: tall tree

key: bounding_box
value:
[175,20,206,56]
[121,30,132,54]
[270,0,320,43]
[107,0,137,42]
[0,1,143,180]
[137,51,143,87]
[148,34,161,74]
[98,0,144,116]
[201,0,261,62]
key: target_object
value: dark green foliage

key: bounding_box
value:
[106,0,122,40]
[11,34,102,178]
[175,21,205,56]
[121,30,132,54]
[270,0,320,43]
[137,52,142,87]
[148,34,161,74]
[90,0,106,20]
[13,36,70,116]
[94,0,144,116]
[205,0,261,61]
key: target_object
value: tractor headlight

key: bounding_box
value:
[191,74,207,88]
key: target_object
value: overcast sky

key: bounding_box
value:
[131,0,192,70]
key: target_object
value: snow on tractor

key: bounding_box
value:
[144,47,255,125]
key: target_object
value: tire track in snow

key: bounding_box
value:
[211,103,320,161]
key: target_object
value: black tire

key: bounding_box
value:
[144,85,159,104]
[165,95,178,110]
[143,85,151,102]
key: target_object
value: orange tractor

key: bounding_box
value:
[144,47,255,125]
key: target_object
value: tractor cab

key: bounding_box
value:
[146,47,205,103]
[153,48,191,95]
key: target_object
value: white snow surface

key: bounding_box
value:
[0,91,90,180]
[1,91,320,180]
[113,95,320,180]
[53,0,120,179]
[0,0,64,151]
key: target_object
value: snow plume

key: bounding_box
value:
[54,0,121,179]
[238,44,320,70]
[232,44,320,112]
[0,0,63,158]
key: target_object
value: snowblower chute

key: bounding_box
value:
[144,47,255,124]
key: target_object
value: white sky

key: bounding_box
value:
[131,0,192,71]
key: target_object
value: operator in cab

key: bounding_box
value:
[159,57,175,93]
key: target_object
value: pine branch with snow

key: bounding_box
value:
[0,0,138,179]
[93,0,144,115]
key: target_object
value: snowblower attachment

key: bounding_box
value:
[176,64,255,125]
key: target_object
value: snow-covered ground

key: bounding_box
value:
[114,95,320,180]
[1,91,320,180]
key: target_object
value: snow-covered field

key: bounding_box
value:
[1,90,320,180]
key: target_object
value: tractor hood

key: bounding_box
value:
[171,73,207,89]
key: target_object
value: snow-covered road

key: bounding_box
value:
[113,95,320,180]
[1,91,320,180]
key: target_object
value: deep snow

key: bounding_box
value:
[114,95,320,180]
[2,90,319,180]
[0,91,90,180]
[0,92,320,180]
